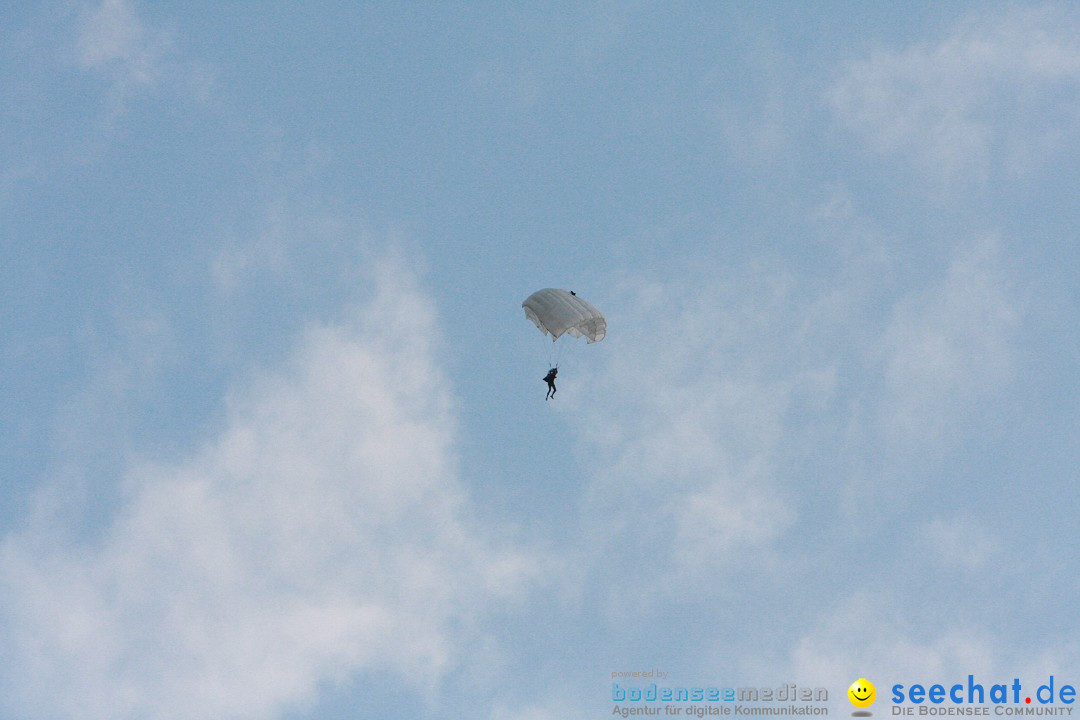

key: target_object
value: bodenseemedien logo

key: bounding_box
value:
[849,678,876,716]
[609,678,829,717]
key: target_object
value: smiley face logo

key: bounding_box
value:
[848,678,876,708]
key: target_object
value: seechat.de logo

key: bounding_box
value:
[849,679,877,716]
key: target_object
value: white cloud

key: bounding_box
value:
[827,6,1080,185]
[0,262,537,720]
[488,703,565,720]
[711,33,793,165]
[569,271,822,608]
[824,235,1021,520]
[562,233,1025,645]
[789,571,1078,699]
[76,0,162,87]
[790,589,998,687]
[72,0,220,123]
[876,237,1018,449]
[915,516,1002,572]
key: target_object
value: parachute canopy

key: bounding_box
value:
[522,288,606,343]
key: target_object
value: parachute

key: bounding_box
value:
[522,288,606,343]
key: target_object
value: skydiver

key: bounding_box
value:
[543,367,558,400]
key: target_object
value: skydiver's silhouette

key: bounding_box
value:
[543,367,558,400]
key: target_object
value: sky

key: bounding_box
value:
[2,2,1080,719]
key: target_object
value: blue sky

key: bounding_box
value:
[3,2,1080,718]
